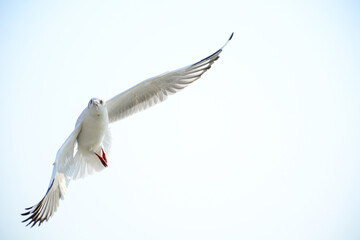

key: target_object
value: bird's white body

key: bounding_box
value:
[76,99,109,153]
[22,33,233,227]
[69,98,112,180]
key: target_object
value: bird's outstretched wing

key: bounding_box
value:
[106,33,233,123]
[22,124,82,227]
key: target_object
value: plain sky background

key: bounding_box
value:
[1,0,360,239]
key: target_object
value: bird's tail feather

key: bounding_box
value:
[70,148,105,180]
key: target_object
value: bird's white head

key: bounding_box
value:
[88,97,106,110]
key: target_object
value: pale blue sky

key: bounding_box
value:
[1,1,360,239]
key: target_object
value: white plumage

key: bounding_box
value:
[22,33,233,227]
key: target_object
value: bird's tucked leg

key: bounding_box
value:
[95,148,108,167]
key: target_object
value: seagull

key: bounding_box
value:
[22,33,233,227]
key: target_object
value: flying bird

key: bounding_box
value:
[22,33,233,227]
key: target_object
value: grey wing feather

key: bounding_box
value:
[22,124,82,227]
[106,33,233,123]
[21,173,68,227]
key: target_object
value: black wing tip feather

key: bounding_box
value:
[21,179,55,227]
[192,32,233,67]
[21,211,31,216]
[22,202,43,227]
[229,32,234,41]
[22,204,47,227]
[22,197,49,227]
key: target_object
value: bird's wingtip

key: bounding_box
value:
[229,32,234,41]
[220,32,234,49]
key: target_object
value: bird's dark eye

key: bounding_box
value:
[90,99,93,104]
[100,100,103,105]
